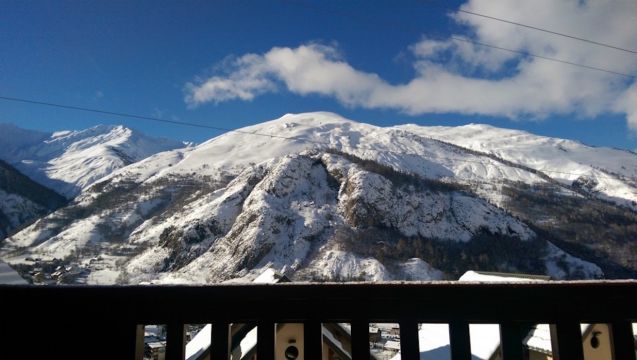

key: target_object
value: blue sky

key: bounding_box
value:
[1,0,636,150]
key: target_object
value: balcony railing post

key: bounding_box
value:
[449,321,471,360]
[550,322,584,360]
[399,320,419,360]
[500,322,524,360]
[610,321,636,360]
[134,324,145,360]
[257,321,275,360]
[212,322,231,360]
[304,320,323,360]
[351,320,370,359]
[166,322,186,360]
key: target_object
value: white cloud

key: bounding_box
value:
[185,0,637,129]
[185,54,276,105]
[616,83,637,131]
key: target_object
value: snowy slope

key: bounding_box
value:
[104,113,550,188]
[0,160,67,238]
[1,113,623,284]
[0,123,186,198]
[399,123,637,209]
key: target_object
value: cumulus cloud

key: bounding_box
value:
[185,0,637,128]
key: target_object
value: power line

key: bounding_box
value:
[0,95,317,143]
[280,0,637,79]
[455,8,637,55]
[447,35,635,79]
[0,94,631,182]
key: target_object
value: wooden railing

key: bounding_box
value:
[1,281,636,360]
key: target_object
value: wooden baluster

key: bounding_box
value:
[550,322,584,360]
[166,322,186,360]
[610,321,636,360]
[449,321,472,360]
[351,320,370,359]
[399,320,419,360]
[304,320,323,360]
[500,322,524,360]
[212,322,231,360]
[133,324,145,360]
[257,321,275,360]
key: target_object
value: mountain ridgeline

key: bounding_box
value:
[1,113,636,284]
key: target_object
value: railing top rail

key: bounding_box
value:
[2,281,636,324]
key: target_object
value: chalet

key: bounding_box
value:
[383,340,401,352]
[144,341,166,360]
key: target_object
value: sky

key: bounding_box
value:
[1,0,637,150]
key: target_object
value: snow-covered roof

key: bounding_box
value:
[185,324,211,360]
[144,325,163,337]
[146,341,166,350]
[523,324,553,355]
[459,270,548,282]
[384,340,401,350]
[231,326,258,360]
[0,261,27,285]
[253,268,289,284]
[322,325,352,360]
[253,268,278,283]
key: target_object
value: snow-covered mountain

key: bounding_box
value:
[0,160,67,239]
[2,113,635,284]
[0,123,187,198]
[401,123,637,210]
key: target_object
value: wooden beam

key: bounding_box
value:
[351,320,370,359]
[304,320,323,360]
[399,320,420,360]
[166,322,186,360]
[449,321,471,360]
[212,322,230,360]
[500,322,524,360]
[257,321,275,360]
[134,324,145,360]
[610,321,636,360]
[550,322,584,360]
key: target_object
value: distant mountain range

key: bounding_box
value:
[1,113,636,284]
[0,123,186,198]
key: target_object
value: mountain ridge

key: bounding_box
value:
[0,123,188,198]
